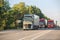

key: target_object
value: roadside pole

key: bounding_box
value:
[56,21,58,29]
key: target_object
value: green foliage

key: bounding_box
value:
[0,0,4,7]
[0,0,11,30]
[0,1,50,30]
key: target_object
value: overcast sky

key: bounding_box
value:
[9,0,60,25]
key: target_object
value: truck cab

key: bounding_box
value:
[47,20,54,28]
[23,14,33,30]
[39,18,46,28]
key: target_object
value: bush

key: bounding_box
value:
[0,27,4,31]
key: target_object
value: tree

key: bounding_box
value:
[27,6,43,18]
[0,0,4,7]
[13,2,26,18]
[4,0,10,12]
[0,0,10,30]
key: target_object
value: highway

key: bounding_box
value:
[0,30,60,40]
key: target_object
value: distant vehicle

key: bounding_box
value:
[39,18,47,28]
[23,14,39,30]
[47,20,54,28]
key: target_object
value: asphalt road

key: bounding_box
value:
[0,30,60,40]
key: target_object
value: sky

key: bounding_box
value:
[9,0,60,25]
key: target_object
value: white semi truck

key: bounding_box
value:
[23,14,39,30]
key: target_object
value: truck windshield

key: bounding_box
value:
[48,22,54,24]
[23,17,33,21]
[39,21,45,24]
[39,22,44,25]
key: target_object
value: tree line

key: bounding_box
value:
[0,0,50,30]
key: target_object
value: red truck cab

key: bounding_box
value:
[47,20,54,28]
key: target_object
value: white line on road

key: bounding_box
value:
[31,30,52,40]
[16,33,19,34]
[18,30,52,40]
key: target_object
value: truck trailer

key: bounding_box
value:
[23,14,39,30]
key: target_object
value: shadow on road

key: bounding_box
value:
[38,27,60,30]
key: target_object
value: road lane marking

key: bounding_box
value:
[18,32,42,40]
[18,30,52,40]
[31,30,52,40]
[16,33,19,34]
[18,31,44,40]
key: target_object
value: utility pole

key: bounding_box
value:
[56,21,58,29]
[56,21,57,26]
